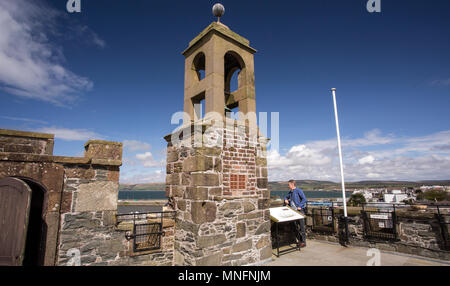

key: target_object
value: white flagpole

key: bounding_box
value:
[331,88,348,218]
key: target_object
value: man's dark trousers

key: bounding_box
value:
[293,209,306,246]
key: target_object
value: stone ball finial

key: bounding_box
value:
[212,3,225,21]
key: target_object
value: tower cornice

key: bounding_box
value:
[182,22,257,56]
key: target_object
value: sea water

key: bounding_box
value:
[118,190,353,201]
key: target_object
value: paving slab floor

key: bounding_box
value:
[266,240,450,266]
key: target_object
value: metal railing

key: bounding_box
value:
[436,206,450,251]
[361,204,398,241]
[304,202,450,250]
[310,207,335,234]
[116,211,176,252]
[132,222,163,252]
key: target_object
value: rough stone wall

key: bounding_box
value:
[56,211,175,266]
[273,203,450,261]
[399,216,442,249]
[56,140,175,266]
[60,164,120,213]
[54,143,122,265]
[165,122,271,266]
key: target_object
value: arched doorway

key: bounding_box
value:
[0,177,48,266]
[20,178,48,266]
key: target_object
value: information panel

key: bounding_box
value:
[270,207,305,222]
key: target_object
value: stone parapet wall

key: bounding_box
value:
[84,140,123,161]
[0,129,54,155]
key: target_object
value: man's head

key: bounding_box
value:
[288,179,296,190]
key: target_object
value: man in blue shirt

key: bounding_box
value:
[284,180,307,247]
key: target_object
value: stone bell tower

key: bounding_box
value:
[164,4,271,266]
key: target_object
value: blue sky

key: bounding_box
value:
[1,0,449,183]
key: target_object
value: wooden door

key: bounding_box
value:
[0,177,32,266]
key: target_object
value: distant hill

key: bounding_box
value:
[269,180,450,191]
[269,180,337,191]
[119,183,165,191]
[119,180,450,191]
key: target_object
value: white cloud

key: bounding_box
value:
[120,152,165,183]
[366,173,381,179]
[121,144,165,182]
[123,140,151,152]
[268,129,450,182]
[35,127,103,141]
[136,152,152,160]
[120,169,165,184]
[0,0,103,105]
[359,155,375,164]
[135,151,164,168]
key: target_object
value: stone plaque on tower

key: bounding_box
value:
[164,5,271,266]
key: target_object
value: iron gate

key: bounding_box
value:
[133,222,163,252]
[362,205,398,241]
[311,207,335,233]
[116,211,175,252]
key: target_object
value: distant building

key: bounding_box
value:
[352,190,373,201]
[383,193,408,203]
[420,185,446,192]
[420,185,430,191]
